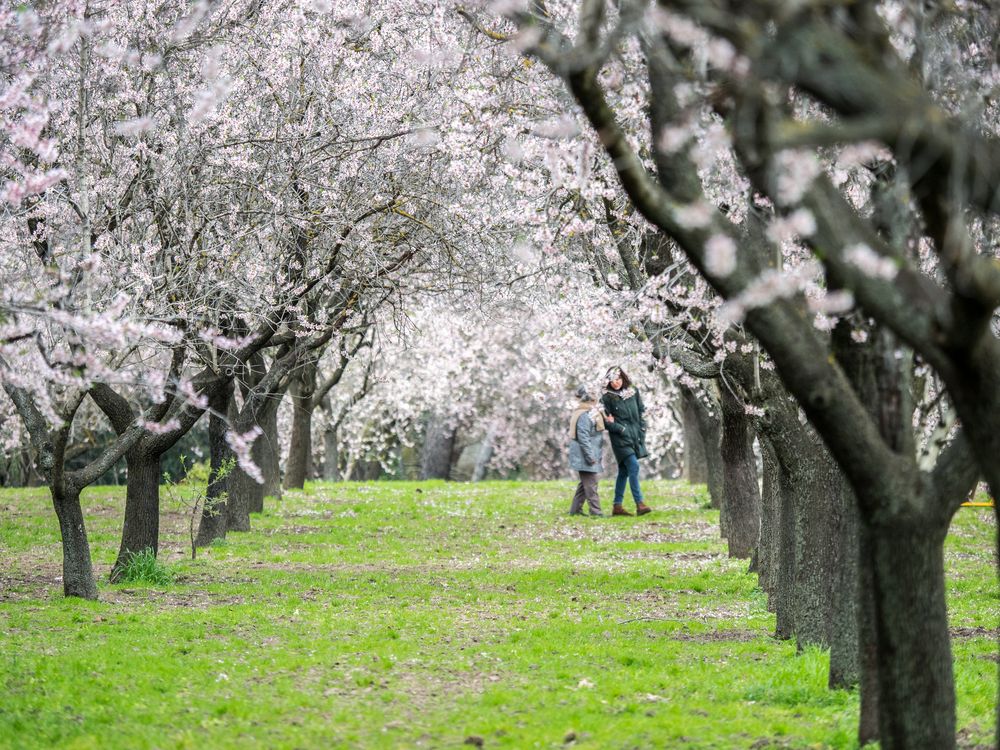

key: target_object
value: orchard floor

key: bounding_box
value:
[0,480,996,750]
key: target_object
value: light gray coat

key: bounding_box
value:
[568,411,604,473]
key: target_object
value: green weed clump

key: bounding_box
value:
[116,548,174,586]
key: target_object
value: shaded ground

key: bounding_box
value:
[0,480,995,749]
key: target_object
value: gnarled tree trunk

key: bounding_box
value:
[52,484,98,600]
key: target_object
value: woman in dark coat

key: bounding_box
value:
[601,366,652,517]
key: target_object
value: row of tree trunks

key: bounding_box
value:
[683,367,859,708]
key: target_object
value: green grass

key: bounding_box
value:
[115,548,175,586]
[0,480,995,749]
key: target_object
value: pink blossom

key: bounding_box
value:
[705,39,737,71]
[808,289,854,315]
[178,379,209,410]
[704,234,737,277]
[113,116,155,137]
[766,208,816,244]
[772,150,821,206]
[845,243,898,280]
[226,426,264,484]
[657,125,691,155]
[138,418,181,434]
[199,327,254,351]
[490,0,529,15]
[673,201,713,229]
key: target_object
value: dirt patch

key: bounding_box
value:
[951,626,999,639]
[101,587,247,607]
[957,726,993,750]
[0,564,63,602]
[669,628,762,643]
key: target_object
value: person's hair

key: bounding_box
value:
[605,366,632,390]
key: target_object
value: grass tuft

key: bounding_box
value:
[116,548,174,586]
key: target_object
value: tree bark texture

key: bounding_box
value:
[682,390,708,484]
[52,484,98,600]
[857,527,881,746]
[720,386,761,559]
[284,360,317,490]
[828,469,861,690]
[870,524,955,749]
[758,437,781,603]
[259,394,282,503]
[110,450,162,582]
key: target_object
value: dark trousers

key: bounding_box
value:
[570,471,602,515]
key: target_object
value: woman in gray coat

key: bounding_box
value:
[568,385,605,516]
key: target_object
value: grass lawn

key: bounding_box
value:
[0,480,996,749]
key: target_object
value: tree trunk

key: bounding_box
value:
[773,455,797,641]
[857,526,880,746]
[110,450,161,582]
[420,414,456,480]
[226,461,260,532]
[869,523,955,749]
[259,394,282,503]
[680,385,724,508]
[284,362,316,490]
[720,387,760,558]
[682,391,708,483]
[704,412,724,512]
[195,384,234,548]
[323,423,340,481]
[828,469,861,690]
[789,449,840,651]
[472,422,497,482]
[758,437,781,602]
[52,484,98,600]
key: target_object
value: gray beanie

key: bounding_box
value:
[575,385,592,401]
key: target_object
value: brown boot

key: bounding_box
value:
[636,503,652,516]
[612,505,633,517]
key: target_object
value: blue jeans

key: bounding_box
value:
[613,454,643,507]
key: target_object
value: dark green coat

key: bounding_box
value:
[601,388,648,462]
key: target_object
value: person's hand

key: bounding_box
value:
[605,414,614,422]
